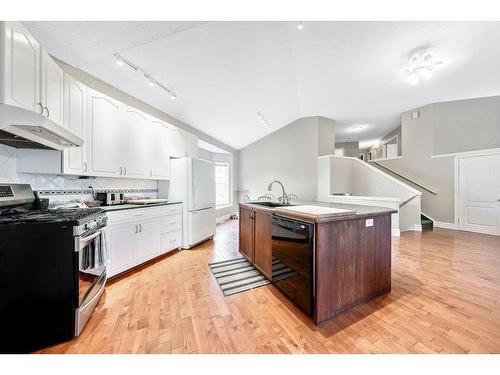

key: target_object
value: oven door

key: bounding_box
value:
[76,227,108,335]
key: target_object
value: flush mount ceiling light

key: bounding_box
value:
[113,53,178,101]
[257,111,272,131]
[297,22,304,30]
[403,50,443,85]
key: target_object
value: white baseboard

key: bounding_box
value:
[434,221,457,230]
[216,212,237,224]
[414,224,422,232]
[392,228,400,237]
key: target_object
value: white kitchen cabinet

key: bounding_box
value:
[40,49,64,126]
[107,222,139,277]
[138,217,163,263]
[121,107,148,178]
[169,127,198,158]
[0,21,41,113]
[62,74,87,175]
[106,205,183,278]
[149,119,171,180]
[87,88,122,177]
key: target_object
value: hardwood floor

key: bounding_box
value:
[38,220,500,354]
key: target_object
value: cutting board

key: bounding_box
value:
[275,205,355,220]
[126,198,169,205]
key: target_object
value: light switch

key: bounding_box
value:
[366,219,374,227]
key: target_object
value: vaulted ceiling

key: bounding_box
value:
[24,21,500,149]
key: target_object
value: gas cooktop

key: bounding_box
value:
[0,207,104,226]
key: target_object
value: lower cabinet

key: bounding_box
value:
[107,204,183,278]
[238,206,273,279]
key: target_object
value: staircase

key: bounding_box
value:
[421,214,433,230]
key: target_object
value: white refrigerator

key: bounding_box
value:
[167,158,216,248]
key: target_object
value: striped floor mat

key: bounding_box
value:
[208,257,297,296]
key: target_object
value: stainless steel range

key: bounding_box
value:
[0,184,108,353]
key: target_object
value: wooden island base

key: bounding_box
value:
[239,203,394,326]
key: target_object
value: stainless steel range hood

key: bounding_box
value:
[0,104,83,151]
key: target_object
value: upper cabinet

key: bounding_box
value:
[169,127,198,158]
[87,88,123,177]
[40,49,64,125]
[0,21,63,127]
[149,119,171,180]
[62,73,87,175]
[121,107,148,178]
[0,21,41,113]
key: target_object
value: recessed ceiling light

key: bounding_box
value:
[297,22,304,30]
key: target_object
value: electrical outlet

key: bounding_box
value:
[366,218,374,227]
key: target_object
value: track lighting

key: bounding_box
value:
[257,111,272,131]
[113,53,178,101]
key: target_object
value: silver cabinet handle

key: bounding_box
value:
[45,106,50,118]
[83,161,88,172]
[123,166,127,175]
[139,224,142,232]
[169,239,177,243]
[134,224,138,234]
[36,102,44,114]
[119,167,123,175]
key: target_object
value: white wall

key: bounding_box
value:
[335,141,360,157]
[197,148,239,219]
[238,116,335,201]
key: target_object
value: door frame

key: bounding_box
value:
[454,148,500,232]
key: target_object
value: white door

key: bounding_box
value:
[87,89,121,176]
[138,217,163,263]
[188,208,216,246]
[107,223,139,277]
[40,50,64,126]
[62,74,87,175]
[121,108,147,178]
[2,21,41,112]
[459,154,500,236]
[190,158,215,211]
[149,120,171,180]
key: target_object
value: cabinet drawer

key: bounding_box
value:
[107,206,162,225]
[162,213,182,234]
[162,231,182,253]
[161,203,182,216]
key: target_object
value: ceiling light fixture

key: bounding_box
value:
[351,125,365,132]
[403,50,443,85]
[297,22,304,30]
[257,111,272,131]
[113,53,178,101]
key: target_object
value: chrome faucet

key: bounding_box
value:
[267,180,288,205]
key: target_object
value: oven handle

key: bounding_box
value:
[79,228,104,248]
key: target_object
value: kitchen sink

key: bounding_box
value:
[248,201,295,208]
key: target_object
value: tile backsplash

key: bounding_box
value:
[0,144,158,202]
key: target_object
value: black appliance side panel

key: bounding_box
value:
[0,226,77,353]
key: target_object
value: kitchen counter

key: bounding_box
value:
[239,199,395,325]
[239,200,396,222]
[101,201,182,212]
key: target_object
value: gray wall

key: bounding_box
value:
[376,105,455,222]
[239,117,335,201]
[366,126,402,160]
[433,95,500,155]
[335,141,360,157]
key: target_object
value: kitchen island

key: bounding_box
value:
[239,200,396,325]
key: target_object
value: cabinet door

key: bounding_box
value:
[62,74,86,175]
[239,207,254,261]
[107,223,139,277]
[169,127,198,158]
[121,108,147,178]
[149,120,171,180]
[1,21,41,112]
[87,89,121,176]
[138,217,162,263]
[253,210,273,279]
[40,50,63,126]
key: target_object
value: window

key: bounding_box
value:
[215,162,230,207]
